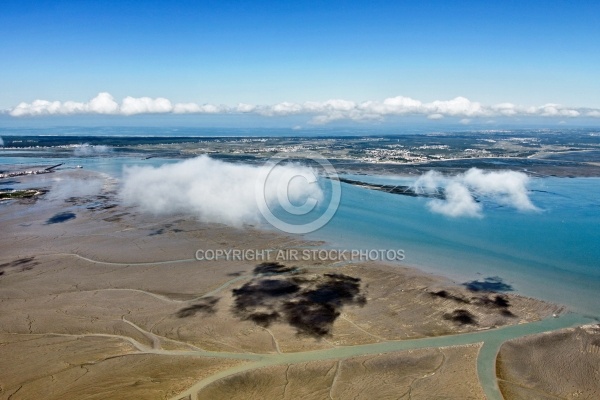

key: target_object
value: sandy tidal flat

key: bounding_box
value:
[0,170,567,399]
[497,324,600,399]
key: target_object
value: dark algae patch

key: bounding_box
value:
[431,288,518,319]
[253,262,296,275]
[463,276,514,292]
[429,289,471,304]
[46,211,76,224]
[0,189,47,201]
[444,309,478,325]
[176,297,220,318]
[0,257,40,274]
[232,265,366,337]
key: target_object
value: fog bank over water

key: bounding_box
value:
[413,168,537,217]
[121,156,323,227]
[73,144,112,156]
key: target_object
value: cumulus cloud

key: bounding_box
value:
[9,92,119,116]
[87,92,120,114]
[8,92,600,123]
[413,168,538,218]
[73,144,112,156]
[430,181,482,217]
[120,96,172,115]
[236,103,256,113]
[120,156,324,227]
[528,103,580,117]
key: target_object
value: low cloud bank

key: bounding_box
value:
[413,168,538,217]
[8,92,600,124]
[73,144,112,156]
[48,175,106,201]
[120,156,323,227]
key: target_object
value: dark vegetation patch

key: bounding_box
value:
[66,194,117,211]
[46,211,76,224]
[103,212,129,222]
[0,257,39,273]
[324,273,360,282]
[430,290,470,304]
[463,276,514,292]
[87,203,117,210]
[247,311,281,326]
[0,189,47,204]
[65,196,84,205]
[233,279,301,300]
[253,262,296,275]
[281,300,339,337]
[444,309,478,325]
[148,224,182,236]
[0,189,46,200]
[475,294,517,317]
[232,266,366,337]
[304,274,364,306]
[476,294,510,308]
[334,177,445,199]
[176,297,220,318]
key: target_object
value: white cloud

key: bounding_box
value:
[425,97,485,117]
[587,110,600,117]
[413,168,537,218]
[120,96,172,115]
[73,144,112,156]
[429,181,482,218]
[9,92,119,116]
[269,101,304,115]
[427,113,444,120]
[8,92,600,123]
[120,156,324,227]
[88,92,119,114]
[460,168,537,211]
[527,103,580,117]
[48,175,106,201]
[172,103,225,114]
[492,102,518,116]
[236,103,256,113]
[172,102,202,114]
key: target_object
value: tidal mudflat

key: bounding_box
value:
[0,168,578,399]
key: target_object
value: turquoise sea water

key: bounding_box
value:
[2,153,599,318]
[306,174,600,318]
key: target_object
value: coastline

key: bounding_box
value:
[0,168,579,399]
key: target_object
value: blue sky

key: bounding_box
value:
[1,0,599,126]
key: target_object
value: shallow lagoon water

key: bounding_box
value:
[306,174,600,318]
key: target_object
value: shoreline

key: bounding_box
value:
[0,161,597,399]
